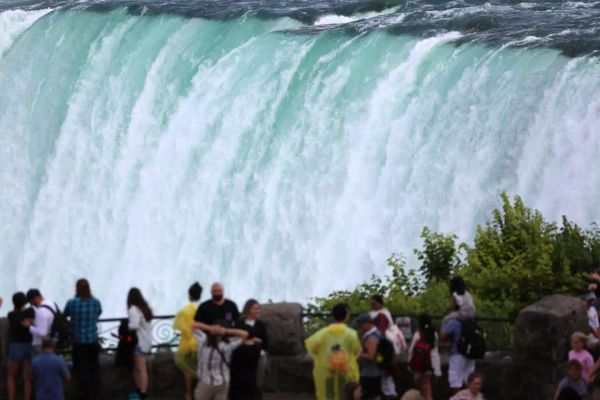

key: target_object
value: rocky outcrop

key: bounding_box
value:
[515,294,588,365]
[260,302,304,356]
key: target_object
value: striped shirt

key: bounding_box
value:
[194,329,242,386]
[64,297,102,344]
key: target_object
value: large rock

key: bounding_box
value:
[264,354,314,393]
[515,294,588,365]
[261,303,304,356]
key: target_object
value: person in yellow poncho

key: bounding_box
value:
[306,303,362,400]
[173,282,203,400]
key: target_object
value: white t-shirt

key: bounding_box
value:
[30,299,58,346]
[128,305,153,353]
[588,306,599,330]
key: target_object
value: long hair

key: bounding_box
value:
[242,299,259,320]
[449,276,466,295]
[418,313,436,345]
[340,381,360,400]
[127,287,153,322]
[76,278,92,299]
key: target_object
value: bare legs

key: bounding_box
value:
[7,360,31,400]
[132,354,148,396]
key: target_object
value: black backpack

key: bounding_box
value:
[376,336,396,370]
[115,319,137,369]
[457,318,486,359]
[40,303,72,350]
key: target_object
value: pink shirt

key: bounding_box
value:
[569,350,594,380]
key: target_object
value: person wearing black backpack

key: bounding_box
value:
[25,289,59,353]
[441,314,476,394]
[64,279,102,400]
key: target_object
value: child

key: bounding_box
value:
[569,331,594,398]
[555,360,588,400]
[450,372,485,400]
[30,338,71,400]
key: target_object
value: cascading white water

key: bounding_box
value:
[1,8,599,315]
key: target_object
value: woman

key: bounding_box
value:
[127,288,153,400]
[191,320,249,400]
[408,314,442,400]
[173,282,202,400]
[7,292,35,400]
[64,278,102,400]
[233,300,268,400]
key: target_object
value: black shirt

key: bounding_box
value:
[236,320,269,351]
[8,307,35,343]
[229,343,261,400]
[194,299,240,325]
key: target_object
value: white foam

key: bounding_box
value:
[0,8,51,58]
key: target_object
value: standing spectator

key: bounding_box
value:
[369,295,405,399]
[233,299,269,400]
[583,293,600,350]
[173,282,203,400]
[30,338,70,400]
[450,372,485,400]
[229,327,263,400]
[127,288,153,400]
[26,289,58,351]
[408,314,442,400]
[305,303,361,400]
[441,313,475,393]
[555,360,587,400]
[191,320,249,400]
[63,279,102,400]
[357,314,382,400]
[194,283,239,325]
[442,277,475,328]
[7,292,35,400]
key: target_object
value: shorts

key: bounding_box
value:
[588,337,599,350]
[175,350,198,375]
[448,354,475,389]
[360,376,382,399]
[8,343,33,362]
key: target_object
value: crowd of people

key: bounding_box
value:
[305,276,485,400]
[556,271,600,400]
[6,273,598,400]
[5,280,268,400]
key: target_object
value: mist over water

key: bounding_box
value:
[0,2,599,315]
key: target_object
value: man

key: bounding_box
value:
[305,303,361,400]
[357,314,382,400]
[30,338,70,400]
[64,279,102,400]
[25,289,58,350]
[194,283,239,326]
[442,314,475,393]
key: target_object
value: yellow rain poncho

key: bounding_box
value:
[173,303,199,375]
[305,323,361,400]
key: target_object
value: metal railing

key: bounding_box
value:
[94,311,515,354]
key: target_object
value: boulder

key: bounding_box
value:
[264,354,314,393]
[515,294,588,365]
[261,303,304,356]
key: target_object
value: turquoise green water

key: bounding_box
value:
[1,9,599,313]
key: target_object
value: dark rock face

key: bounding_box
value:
[515,294,588,365]
[260,303,305,356]
[263,354,314,393]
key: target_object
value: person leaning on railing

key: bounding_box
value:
[173,282,203,400]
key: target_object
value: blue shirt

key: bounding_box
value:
[31,352,69,400]
[443,319,462,355]
[64,297,102,344]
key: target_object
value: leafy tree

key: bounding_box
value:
[414,227,462,284]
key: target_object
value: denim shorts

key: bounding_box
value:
[134,346,151,356]
[8,343,33,362]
